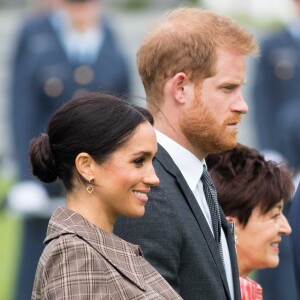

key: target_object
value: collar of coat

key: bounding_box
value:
[44,207,147,291]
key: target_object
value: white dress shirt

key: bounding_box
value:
[156,130,234,300]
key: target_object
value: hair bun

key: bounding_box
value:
[30,133,57,183]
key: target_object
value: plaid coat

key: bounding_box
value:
[32,207,182,300]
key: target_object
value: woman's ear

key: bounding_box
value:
[75,152,94,181]
[171,72,193,104]
[226,216,241,229]
[226,216,236,223]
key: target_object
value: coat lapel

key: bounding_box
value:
[46,207,147,291]
[86,231,147,291]
[155,144,231,298]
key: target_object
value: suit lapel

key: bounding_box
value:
[220,209,241,299]
[155,145,231,298]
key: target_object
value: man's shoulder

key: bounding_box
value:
[154,144,178,172]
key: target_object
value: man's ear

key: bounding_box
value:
[75,152,95,181]
[171,72,193,104]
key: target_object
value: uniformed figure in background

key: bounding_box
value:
[9,0,130,298]
[252,0,300,173]
[251,0,300,299]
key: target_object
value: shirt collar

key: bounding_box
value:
[156,130,205,192]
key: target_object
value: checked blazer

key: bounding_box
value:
[32,207,182,300]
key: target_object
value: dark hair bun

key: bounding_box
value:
[30,134,57,183]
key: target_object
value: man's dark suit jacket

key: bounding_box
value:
[115,145,241,300]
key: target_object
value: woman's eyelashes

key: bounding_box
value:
[133,157,145,167]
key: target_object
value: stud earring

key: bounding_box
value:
[87,179,93,194]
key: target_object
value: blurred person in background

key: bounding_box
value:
[290,184,300,298]
[251,0,300,298]
[9,0,130,299]
[252,0,300,173]
[207,143,294,300]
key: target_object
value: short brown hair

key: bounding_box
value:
[206,144,294,227]
[137,7,259,106]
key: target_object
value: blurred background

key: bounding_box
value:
[0,0,298,299]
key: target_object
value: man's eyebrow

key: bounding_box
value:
[219,79,246,86]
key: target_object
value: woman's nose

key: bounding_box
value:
[280,214,292,236]
[144,168,160,186]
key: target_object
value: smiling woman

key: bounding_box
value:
[206,143,294,300]
[29,92,181,300]
[76,121,159,230]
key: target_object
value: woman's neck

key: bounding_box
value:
[66,192,115,233]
